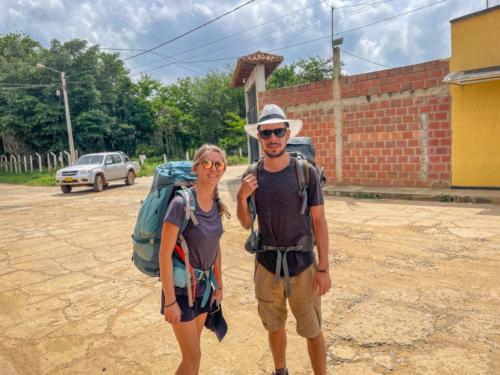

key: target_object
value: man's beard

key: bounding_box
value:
[264,148,286,158]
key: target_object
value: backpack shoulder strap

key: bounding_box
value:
[243,160,261,248]
[243,161,259,179]
[176,186,198,232]
[175,186,198,308]
[293,156,309,215]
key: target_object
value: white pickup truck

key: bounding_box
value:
[55,151,140,193]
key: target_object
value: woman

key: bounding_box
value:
[159,144,229,375]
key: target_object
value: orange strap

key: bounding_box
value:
[175,244,197,297]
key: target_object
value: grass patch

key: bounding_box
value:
[437,195,455,202]
[352,192,382,199]
[136,158,164,177]
[0,156,249,186]
[0,169,57,186]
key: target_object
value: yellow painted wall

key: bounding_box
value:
[450,8,500,72]
[451,81,500,187]
[450,7,500,187]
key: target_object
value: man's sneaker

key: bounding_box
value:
[272,369,289,375]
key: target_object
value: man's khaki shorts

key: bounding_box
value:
[254,262,322,338]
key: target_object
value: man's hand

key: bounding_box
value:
[313,270,331,296]
[237,174,258,201]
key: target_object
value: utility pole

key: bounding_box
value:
[37,64,76,164]
[60,72,76,164]
[332,7,344,184]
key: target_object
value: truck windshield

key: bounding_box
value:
[76,155,104,165]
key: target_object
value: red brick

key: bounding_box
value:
[408,139,419,147]
[391,99,402,107]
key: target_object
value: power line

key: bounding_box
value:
[0,83,57,88]
[341,48,392,68]
[145,0,443,69]
[168,1,324,59]
[267,0,446,53]
[136,0,397,75]
[170,0,398,62]
[126,1,326,72]
[122,0,256,62]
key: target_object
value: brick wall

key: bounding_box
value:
[259,59,451,188]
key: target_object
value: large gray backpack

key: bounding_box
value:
[286,137,326,187]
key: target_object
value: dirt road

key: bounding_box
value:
[0,165,499,374]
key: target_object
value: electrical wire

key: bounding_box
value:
[122,0,256,62]
[341,48,392,68]
[140,0,445,73]
[135,0,398,74]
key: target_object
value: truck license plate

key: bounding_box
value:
[64,177,74,182]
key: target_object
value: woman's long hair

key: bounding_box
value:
[192,144,230,219]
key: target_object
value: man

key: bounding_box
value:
[237,104,331,375]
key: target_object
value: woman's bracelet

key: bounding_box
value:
[164,300,177,309]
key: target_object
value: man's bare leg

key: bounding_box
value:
[269,325,287,371]
[307,331,326,375]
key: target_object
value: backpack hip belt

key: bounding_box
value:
[173,246,219,308]
[243,157,315,296]
[260,234,314,297]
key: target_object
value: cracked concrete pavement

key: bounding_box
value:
[0,165,499,374]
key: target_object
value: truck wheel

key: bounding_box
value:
[125,170,135,186]
[61,185,72,194]
[93,175,104,192]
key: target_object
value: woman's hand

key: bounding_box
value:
[164,302,182,324]
[211,288,223,306]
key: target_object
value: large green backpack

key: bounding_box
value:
[131,161,220,307]
[131,161,197,277]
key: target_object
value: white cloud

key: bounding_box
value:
[0,0,491,82]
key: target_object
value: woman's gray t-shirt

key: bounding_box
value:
[164,189,223,296]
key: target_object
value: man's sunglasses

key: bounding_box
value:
[258,127,287,139]
[201,159,226,171]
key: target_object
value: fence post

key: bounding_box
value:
[185,150,190,161]
[0,155,7,172]
[16,155,22,173]
[59,152,64,167]
[50,152,57,169]
[75,149,79,160]
[63,151,71,165]
[24,155,28,172]
[35,153,42,172]
[139,154,146,166]
[239,147,243,158]
[14,155,23,173]
[47,153,52,171]
[29,155,33,172]
[163,154,167,163]
[10,155,17,173]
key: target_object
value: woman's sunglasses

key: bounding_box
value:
[201,159,226,171]
[258,127,287,140]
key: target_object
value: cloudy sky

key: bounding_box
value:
[2,0,497,84]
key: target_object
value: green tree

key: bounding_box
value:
[266,55,334,90]
[0,33,156,156]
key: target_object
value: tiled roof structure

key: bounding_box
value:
[231,51,283,87]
